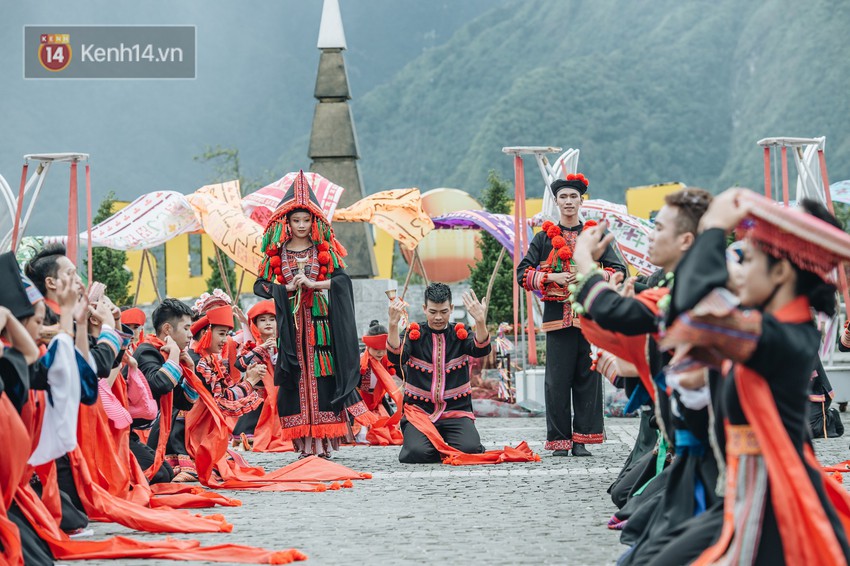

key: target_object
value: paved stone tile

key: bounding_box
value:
[60,415,850,565]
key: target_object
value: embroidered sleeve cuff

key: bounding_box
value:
[522,267,547,291]
[575,273,609,312]
[474,334,491,348]
[97,327,122,355]
[160,359,182,386]
[387,342,402,355]
[117,327,134,349]
[180,379,199,402]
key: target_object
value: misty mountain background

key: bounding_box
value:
[2,0,849,236]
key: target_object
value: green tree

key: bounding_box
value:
[206,252,237,296]
[468,171,515,326]
[85,191,132,306]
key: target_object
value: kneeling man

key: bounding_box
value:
[388,283,491,463]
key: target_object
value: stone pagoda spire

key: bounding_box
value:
[309,0,376,277]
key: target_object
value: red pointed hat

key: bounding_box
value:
[737,191,850,286]
[258,170,347,281]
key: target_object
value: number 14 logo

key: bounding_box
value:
[39,35,72,72]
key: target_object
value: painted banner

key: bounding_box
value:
[431,210,531,262]
[830,180,850,205]
[243,172,345,227]
[186,181,265,274]
[333,188,434,250]
[582,200,656,276]
[43,190,198,250]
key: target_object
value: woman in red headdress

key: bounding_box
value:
[231,300,277,446]
[354,321,403,446]
[254,172,374,458]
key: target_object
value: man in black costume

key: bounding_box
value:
[516,174,626,456]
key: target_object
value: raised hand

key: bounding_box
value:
[233,306,249,328]
[462,289,487,326]
[699,188,750,233]
[388,297,407,327]
[619,276,637,298]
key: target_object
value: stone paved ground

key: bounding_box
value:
[62,414,850,566]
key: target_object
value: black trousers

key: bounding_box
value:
[398,417,484,464]
[54,455,88,532]
[544,326,603,448]
[129,431,174,484]
[233,405,263,436]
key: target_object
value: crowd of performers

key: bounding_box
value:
[5,167,850,565]
[532,172,850,565]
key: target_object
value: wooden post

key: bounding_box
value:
[234,268,246,304]
[132,250,148,306]
[144,249,163,303]
[401,247,419,301]
[214,246,235,299]
[484,247,506,319]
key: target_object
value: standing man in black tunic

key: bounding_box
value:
[516,174,626,456]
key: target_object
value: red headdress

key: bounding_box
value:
[737,191,850,287]
[258,170,347,282]
[246,299,275,342]
[192,290,234,357]
[121,307,146,327]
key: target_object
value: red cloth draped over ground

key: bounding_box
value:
[182,366,371,490]
[0,394,30,565]
[694,297,850,566]
[71,376,242,526]
[250,381,294,452]
[3,379,307,563]
[403,405,540,465]
[578,287,668,403]
[358,353,403,446]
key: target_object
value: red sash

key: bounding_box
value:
[404,405,539,465]
[695,297,850,565]
[578,287,668,402]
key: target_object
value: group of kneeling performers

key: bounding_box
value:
[4,169,850,564]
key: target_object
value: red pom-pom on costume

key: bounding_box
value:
[408,322,420,331]
[583,220,598,231]
[409,329,421,341]
[388,367,396,376]
[276,274,285,283]
[319,266,328,275]
[270,255,281,267]
[266,245,279,256]
[318,241,330,252]
[558,247,572,261]
[273,266,282,276]
[455,323,469,340]
[547,226,561,239]
[318,251,331,265]
[551,236,566,249]
[541,220,554,232]
[360,367,367,375]
[318,274,326,281]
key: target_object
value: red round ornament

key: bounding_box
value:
[541,220,554,232]
[270,255,281,268]
[583,220,598,231]
[558,247,572,261]
[551,236,566,249]
[408,322,420,331]
[266,245,279,256]
[409,329,421,341]
[546,226,561,239]
[319,266,328,275]
[318,241,330,252]
[276,274,285,283]
[318,251,331,265]
[388,367,396,376]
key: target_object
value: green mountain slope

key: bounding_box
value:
[338,0,849,201]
